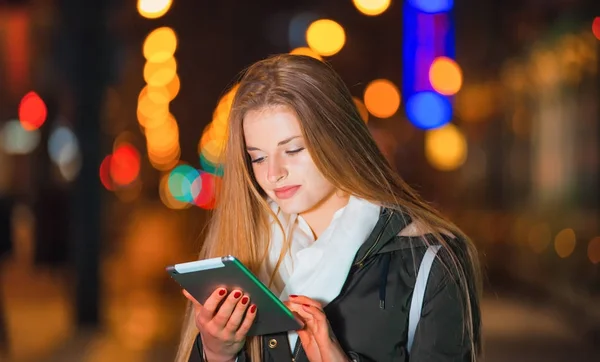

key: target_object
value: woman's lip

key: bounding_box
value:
[274,185,300,192]
[274,185,301,199]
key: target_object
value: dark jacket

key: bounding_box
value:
[189,208,481,362]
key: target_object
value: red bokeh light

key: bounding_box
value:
[99,155,115,191]
[194,173,217,209]
[593,17,600,41]
[18,91,47,130]
[110,144,141,186]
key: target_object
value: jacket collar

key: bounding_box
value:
[352,208,414,264]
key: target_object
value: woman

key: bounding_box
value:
[176,54,482,362]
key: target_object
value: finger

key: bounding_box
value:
[211,289,243,329]
[301,304,327,324]
[182,289,200,306]
[235,303,258,339]
[224,294,251,333]
[288,295,322,309]
[198,288,228,324]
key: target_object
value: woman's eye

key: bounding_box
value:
[286,148,305,155]
[251,157,266,164]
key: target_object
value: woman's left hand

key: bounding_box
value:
[285,295,350,362]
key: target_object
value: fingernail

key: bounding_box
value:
[218,289,227,296]
[289,295,298,298]
[250,305,257,313]
[233,291,242,299]
[241,296,249,305]
[303,304,310,308]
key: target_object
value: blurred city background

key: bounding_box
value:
[0,0,599,361]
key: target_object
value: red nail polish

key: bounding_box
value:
[250,305,257,313]
[303,304,310,308]
[289,295,298,298]
[241,296,249,305]
[233,291,242,299]
[218,289,226,296]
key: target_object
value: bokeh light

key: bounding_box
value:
[194,172,218,209]
[290,47,323,61]
[137,0,172,19]
[48,126,79,166]
[406,91,452,129]
[407,0,454,14]
[143,27,177,63]
[429,56,463,95]
[363,79,401,119]
[352,0,391,16]
[554,228,576,258]
[111,144,141,187]
[592,17,600,41]
[18,91,47,131]
[306,19,346,57]
[99,155,115,191]
[424,123,467,171]
[1,119,40,155]
[168,164,201,203]
[588,236,600,264]
[143,57,177,87]
[159,173,190,210]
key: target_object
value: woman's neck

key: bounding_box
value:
[300,191,350,238]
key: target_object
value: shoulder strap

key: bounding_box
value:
[407,245,441,354]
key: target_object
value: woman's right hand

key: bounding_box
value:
[183,288,257,362]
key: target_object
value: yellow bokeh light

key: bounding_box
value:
[146,114,179,162]
[165,74,180,100]
[306,19,346,57]
[424,123,467,171]
[143,27,177,63]
[554,228,576,258]
[429,57,463,96]
[352,97,369,123]
[212,84,238,128]
[290,47,323,61]
[137,88,169,128]
[201,139,226,165]
[352,0,391,16]
[143,57,177,87]
[363,79,401,119]
[137,0,172,20]
[146,85,171,105]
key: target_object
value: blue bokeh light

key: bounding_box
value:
[407,0,454,14]
[405,91,452,130]
[168,164,201,203]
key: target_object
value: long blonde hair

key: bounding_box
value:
[175,54,482,362]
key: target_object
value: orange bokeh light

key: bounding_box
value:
[429,57,463,95]
[363,79,401,119]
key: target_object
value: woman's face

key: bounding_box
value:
[243,106,337,215]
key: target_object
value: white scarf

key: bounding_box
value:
[259,196,381,351]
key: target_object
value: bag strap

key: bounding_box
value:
[407,245,441,353]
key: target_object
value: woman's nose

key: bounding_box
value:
[267,156,287,184]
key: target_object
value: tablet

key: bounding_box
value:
[166,255,303,336]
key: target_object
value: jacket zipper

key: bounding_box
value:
[352,210,394,268]
[292,338,301,362]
